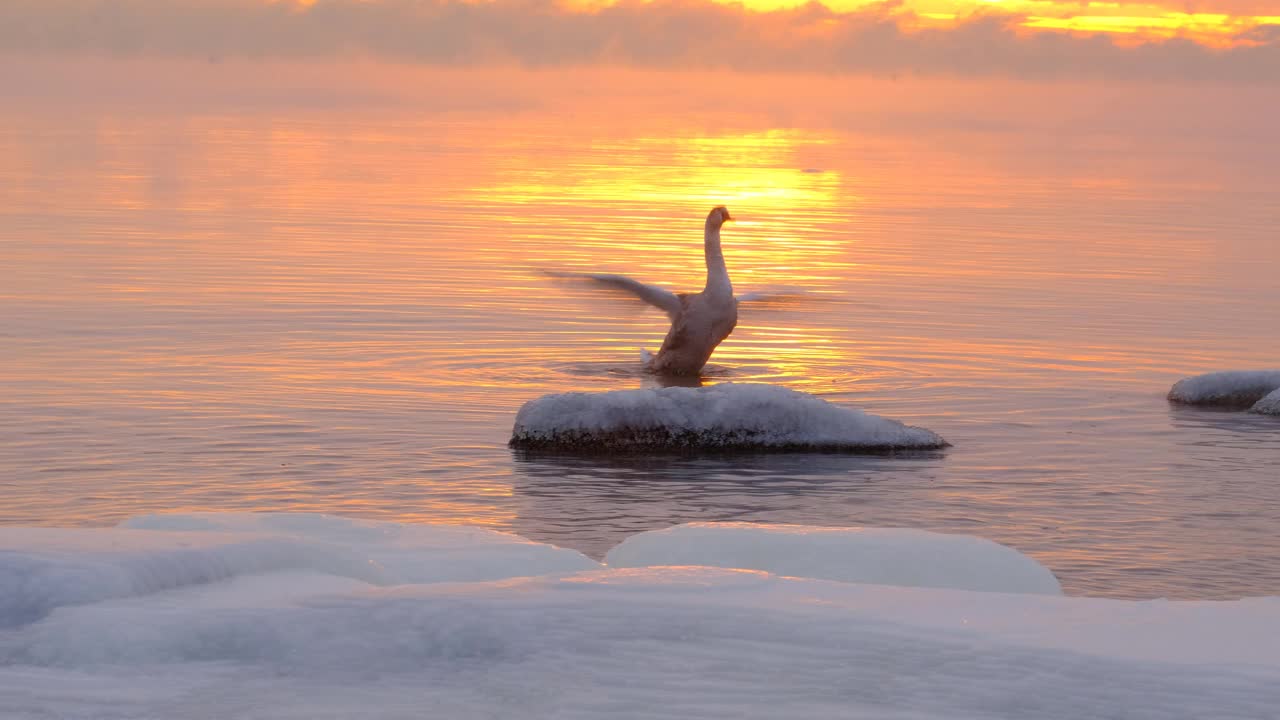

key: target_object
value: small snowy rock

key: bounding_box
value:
[606,522,1062,595]
[509,383,947,452]
[1251,388,1280,415]
[1167,370,1280,408]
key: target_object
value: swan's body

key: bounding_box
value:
[647,287,738,375]
[570,207,738,376]
[648,208,738,374]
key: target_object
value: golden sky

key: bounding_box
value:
[582,0,1280,46]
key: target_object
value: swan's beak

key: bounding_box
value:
[724,211,734,222]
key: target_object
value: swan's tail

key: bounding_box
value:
[640,348,654,367]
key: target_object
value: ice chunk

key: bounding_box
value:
[606,522,1061,595]
[120,512,601,585]
[1167,370,1280,407]
[1252,388,1280,415]
[1,514,598,627]
[509,382,947,451]
[0,528,385,628]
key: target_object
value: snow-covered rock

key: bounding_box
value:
[606,522,1061,595]
[509,383,947,451]
[1167,370,1280,408]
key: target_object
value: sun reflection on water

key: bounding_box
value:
[464,125,867,394]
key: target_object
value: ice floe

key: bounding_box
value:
[606,522,1062,595]
[509,382,947,451]
[1167,370,1280,408]
[2,513,1279,720]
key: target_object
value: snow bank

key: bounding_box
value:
[1251,388,1280,415]
[606,522,1061,595]
[1167,370,1280,408]
[510,383,947,452]
[1,513,598,627]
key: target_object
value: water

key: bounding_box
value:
[3,63,1279,600]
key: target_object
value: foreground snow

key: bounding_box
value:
[510,383,947,451]
[1168,370,1280,412]
[2,514,1278,720]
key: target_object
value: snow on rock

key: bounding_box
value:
[0,513,598,628]
[1167,370,1280,408]
[606,522,1061,595]
[509,382,947,452]
[1251,388,1280,415]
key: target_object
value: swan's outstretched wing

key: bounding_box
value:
[546,271,683,320]
[736,287,810,304]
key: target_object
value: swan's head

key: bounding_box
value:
[706,206,733,229]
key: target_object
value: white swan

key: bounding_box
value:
[561,206,739,376]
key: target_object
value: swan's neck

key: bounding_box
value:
[703,223,733,298]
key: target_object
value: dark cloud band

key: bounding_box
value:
[1,0,1277,81]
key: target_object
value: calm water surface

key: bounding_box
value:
[3,75,1279,599]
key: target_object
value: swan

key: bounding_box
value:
[561,206,739,376]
